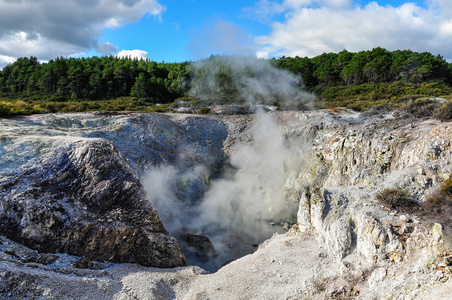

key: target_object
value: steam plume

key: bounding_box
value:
[195,109,290,239]
[189,55,315,109]
[144,56,315,271]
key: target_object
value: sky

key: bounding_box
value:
[0,0,451,68]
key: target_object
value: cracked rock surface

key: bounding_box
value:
[2,110,452,299]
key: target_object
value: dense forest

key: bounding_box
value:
[0,56,191,100]
[1,47,452,115]
[275,47,452,110]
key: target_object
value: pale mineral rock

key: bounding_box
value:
[1,110,452,299]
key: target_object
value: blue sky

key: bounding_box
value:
[96,0,275,62]
[0,0,451,67]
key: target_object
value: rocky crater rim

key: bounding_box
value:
[2,110,452,299]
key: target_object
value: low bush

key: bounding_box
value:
[401,97,441,118]
[420,177,452,224]
[376,188,417,212]
[423,192,450,214]
[422,194,452,224]
[199,107,210,114]
[441,177,452,196]
[0,100,44,117]
[0,97,180,116]
[434,100,452,121]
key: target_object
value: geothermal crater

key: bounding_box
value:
[0,111,295,273]
[2,110,452,299]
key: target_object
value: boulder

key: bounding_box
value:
[0,137,186,268]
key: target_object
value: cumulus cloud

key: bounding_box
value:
[116,49,149,60]
[0,0,164,63]
[252,0,452,60]
[0,55,15,70]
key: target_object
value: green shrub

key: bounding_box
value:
[0,100,44,117]
[0,102,11,116]
[199,107,210,114]
[147,106,166,113]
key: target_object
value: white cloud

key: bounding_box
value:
[0,31,86,62]
[0,0,164,61]
[116,49,149,60]
[283,0,352,9]
[0,54,16,70]
[243,0,286,22]
[245,0,352,21]
[253,0,452,60]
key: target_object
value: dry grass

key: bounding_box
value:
[376,188,417,212]
[421,179,452,224]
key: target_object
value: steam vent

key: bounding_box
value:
[2,110,452,299]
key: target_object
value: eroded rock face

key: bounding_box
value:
[2,110,452,299]
[0,113,231,268]
[297,186,407,263]
[280,110,452,258]
[276,110,452,193]
[0,137,186,267]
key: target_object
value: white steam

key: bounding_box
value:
[195,110,290,239]
[189,55,315,109]
[142,164,209,233]
[144,57,314,271]
[142,165,181,230]
[142,110,296,271]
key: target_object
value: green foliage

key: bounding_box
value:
[0,100,44,117]
[198,107,210,114]
[2,49,452,114]
[0,97,176,117]
[0,56,189,103]
[376,188,417,212]
[277,48,452,111]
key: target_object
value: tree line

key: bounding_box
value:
[1,48,452,113]
[0,56,190,103]
[276,47,452,90]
